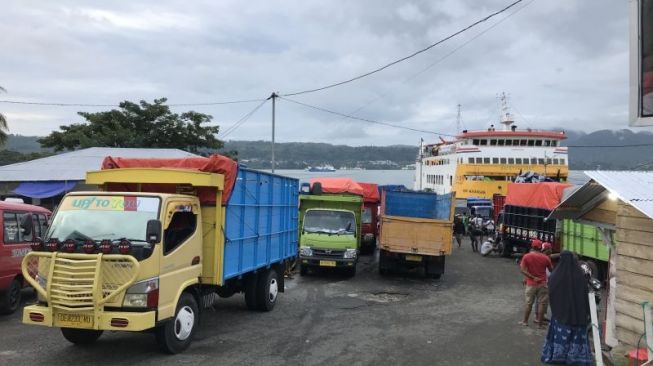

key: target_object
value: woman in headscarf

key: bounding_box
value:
[541,251,593,365]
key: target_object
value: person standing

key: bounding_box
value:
[541,251,592,365]
[519,239,552,327]
[453,216,465,248]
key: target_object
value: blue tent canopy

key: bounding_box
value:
[12,181,78,199]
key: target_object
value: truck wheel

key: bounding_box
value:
[244,274,258,311]
[299,265,308,276]
[155,293,199,354]
[0,278,21,314]
[61,328,103,345]
[255,269,279,312]
[344,266,356,277]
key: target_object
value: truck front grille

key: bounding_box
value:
[313,249,345,258]
[50,256,98,311]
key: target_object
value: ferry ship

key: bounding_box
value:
[305,164,337,172]
[414,103,569,199]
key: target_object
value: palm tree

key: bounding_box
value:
[0,86,7,146]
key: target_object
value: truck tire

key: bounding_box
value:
[0,278,21,314]
[155,293,199,354]
[299,264,308,276]
[255,269,279,312]
[344,266,356,278]
[61,328,103,345]
[244,274,258,311]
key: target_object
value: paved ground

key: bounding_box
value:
[0,239,548,366]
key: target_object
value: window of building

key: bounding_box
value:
[483,157,490,164]
[508,158,515,164]
[546,158,552,164]
[538,158,545,165]
[490,139,497,146]
[553,159,559,165]
[531,158,537,164]
[480,139,488,146]
[164,211,197,254]
[515,158,522,164]
[476,157,483,164]
[528,140,535,146]
[468,158,474,164]
[505,139,512,146]
[492,158,499,164]
[500,158,507,164]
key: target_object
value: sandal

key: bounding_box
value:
[518,321,528,326]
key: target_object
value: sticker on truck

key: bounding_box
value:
[61,196,159,212]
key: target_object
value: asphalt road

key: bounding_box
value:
[0,239,547,366]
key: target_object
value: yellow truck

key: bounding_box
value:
[378,190,454,278]
[21,157,299,353]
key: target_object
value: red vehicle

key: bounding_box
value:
[492,194,506,224]
[0,201,51,314]
[358,183,379,253]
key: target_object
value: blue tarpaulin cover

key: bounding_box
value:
[12,181,78,198]
[383,191,452,221]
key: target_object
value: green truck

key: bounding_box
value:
[561,219,611,280]
[298,194,363,277]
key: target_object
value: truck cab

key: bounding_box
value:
[298,194,362,277]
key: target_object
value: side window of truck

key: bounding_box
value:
[164,211,197,254]
[3,212,25,244]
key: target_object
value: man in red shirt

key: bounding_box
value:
[519,239,553,327]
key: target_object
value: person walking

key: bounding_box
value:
[541,251,593,365]
[519,239,552,327]
[453,216,465,248]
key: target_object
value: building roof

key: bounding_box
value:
[549,170,653,221]
[0,147,198,182]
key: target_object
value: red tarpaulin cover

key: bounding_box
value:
[505,182,571,210]
[309,177,364,196]
[101,154,238,205]
[358,182,380,203]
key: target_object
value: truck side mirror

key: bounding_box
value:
[146,220,162,244]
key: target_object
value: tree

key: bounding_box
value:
[39,98,223,153]
[0,86,8,146]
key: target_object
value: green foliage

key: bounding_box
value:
[0,86,8,146]
[0,150,52,166]
[38,98,223,153]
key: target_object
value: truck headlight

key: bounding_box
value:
[299,246,313,257]
[344,248,357,259]
[123,277,159,308]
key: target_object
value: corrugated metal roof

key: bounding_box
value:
[549,170,653,221]
[584,170,653,220]
[0,147,198,182]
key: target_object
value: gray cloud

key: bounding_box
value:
[0,0,638,146]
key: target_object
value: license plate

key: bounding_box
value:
[55,312,94,328]
[405,255,422,262]
[319,260,336,267]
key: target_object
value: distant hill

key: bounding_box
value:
[3,130,653,170]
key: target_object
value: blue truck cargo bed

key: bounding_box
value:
[223,167,299,280]
[383,191,452,220]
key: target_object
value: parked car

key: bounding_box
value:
[0,201,51,314]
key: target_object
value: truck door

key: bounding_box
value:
[158,200,203,320]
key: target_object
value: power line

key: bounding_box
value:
[219,99,268,138]
[0,98,266,108]
[281,0,526,97]
[279,96,456,137]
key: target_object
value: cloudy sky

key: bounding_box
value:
[0,0,635,146]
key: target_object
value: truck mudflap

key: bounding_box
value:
[21,252,150,331]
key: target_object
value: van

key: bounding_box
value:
[0,201,51,314]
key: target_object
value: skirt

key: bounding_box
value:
[541,318,593,365]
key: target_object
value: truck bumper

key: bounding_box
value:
[300,256,356,268]
[22,304,156,332]
[379,250,446,275]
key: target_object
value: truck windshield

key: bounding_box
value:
[304,210,356,235]
[47,195,160,243]
[362,208,372,224]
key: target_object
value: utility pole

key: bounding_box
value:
[268,92,278,173]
